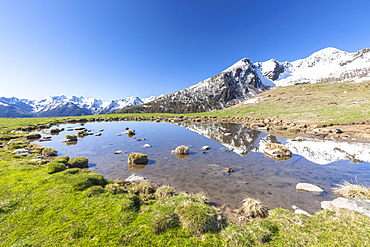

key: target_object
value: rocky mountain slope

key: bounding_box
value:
[120,47,370,114]
[120,58,274,114]
[0,95,159,117]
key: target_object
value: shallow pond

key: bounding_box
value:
[35,120,370,214]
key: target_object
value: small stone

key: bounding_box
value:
[202,146,211,150]
[294,209,311,216]
[12,149,30,155]
[143,144,152,148]
[333,129,343,134]
[296,183,325,193]
[94,133,102,136]
[114,150,124,154]
[125,174,147,182]
[224,167,234,174]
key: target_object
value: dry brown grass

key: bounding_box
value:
[333,181,370,200]
[154,185,175,200]
[239,197,269,218]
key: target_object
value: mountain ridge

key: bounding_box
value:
[0,95,160,117]
[119,47,370,114]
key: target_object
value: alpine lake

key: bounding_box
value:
[33,120,370,214]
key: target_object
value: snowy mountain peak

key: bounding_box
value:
[223,58,252,73]
[256,47,370,86]
[0,95,160,117]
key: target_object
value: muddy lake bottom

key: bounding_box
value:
[35,121,370,214]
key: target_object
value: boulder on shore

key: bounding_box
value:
[125,174,147,182]
[321,197,370,217]
[12,149,30,155]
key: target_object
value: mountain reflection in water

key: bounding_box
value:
[175,121,370,165]
[36,120,370,214]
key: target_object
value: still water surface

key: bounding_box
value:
[35,121,370,214]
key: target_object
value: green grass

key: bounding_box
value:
[1,82,370,245]
[0,131,370,246]
[199,81,370,125]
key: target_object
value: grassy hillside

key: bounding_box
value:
[194,81,370,125]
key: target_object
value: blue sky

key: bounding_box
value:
[1,0,370,101]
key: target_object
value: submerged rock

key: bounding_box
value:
[296,183,325,193]
[61,135,78,142]
[321,197,370,217]
[224,167,234,174]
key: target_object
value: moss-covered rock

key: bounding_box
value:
[52,156,70,165]
[128,152,148,165]
[46,162,67,174]
[68,157,89,168]
[42,147,58,157]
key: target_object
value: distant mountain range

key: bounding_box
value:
[2,47,370,117]
[0,95,160,117]
[119,47,370,114]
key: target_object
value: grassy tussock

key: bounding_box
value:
[175,201,225,235]
[239,197,269,218]
[333,181,370,200]
[154,185,175,199]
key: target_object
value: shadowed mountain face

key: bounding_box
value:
[119,59,272,114]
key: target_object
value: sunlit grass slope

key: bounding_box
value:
[196,81,370,124]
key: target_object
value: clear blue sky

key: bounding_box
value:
[1,0,370,100]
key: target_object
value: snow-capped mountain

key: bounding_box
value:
[120,58,273,114]
[120,47,370,114]
[256,47,370,86]
[0,95,160,117]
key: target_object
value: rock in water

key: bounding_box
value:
[263,143,292,160]
[202,146,211,150]
[296,183,325,193]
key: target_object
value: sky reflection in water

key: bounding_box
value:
[36,121,370,214]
